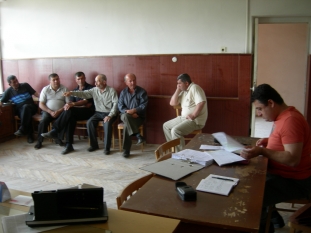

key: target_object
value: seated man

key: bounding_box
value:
[240,84,311,233]
[118,73,148,158]
[34,73,69,149]
[0,75,39,143]
[163,73,208,151]
[63,74,118,155]
[41,72,94,154]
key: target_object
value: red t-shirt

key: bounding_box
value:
[267,107,311,179]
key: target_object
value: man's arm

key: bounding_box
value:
[170,86,182,106]
[33,92,40,98]
[241,142,303,167]
[63,99,88,111]
[186,101,206,121]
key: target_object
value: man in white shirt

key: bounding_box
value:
[34,73,69,149]
[163,73,208,151]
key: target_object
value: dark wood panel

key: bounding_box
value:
[1,54,253,144]
[135,56,161,95]
[306,55,311,129]
[112,56,136,93]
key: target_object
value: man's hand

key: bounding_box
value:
[240,146,262,159]
[256,138,268,147]
[63,91,72,97]
[50,109,61,118]
[63,102,75,111]
[186,114,195,121]
[103,116,111,123]
[125,109,136,115]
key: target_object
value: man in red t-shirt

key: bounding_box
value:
[241,84,311,233]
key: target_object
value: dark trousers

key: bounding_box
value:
[16,103,37,135]
[120,113,144,151]
[258,173,311,233]
[87,112,117,150]
[53,107,94,144]
[37,111,60,143]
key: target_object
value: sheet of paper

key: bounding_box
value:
[196,174,239,196]
[9,195,33,206]
[200,145,224,150]
[171,149,214,167]
[212,132,245,153]
[205,150,245,166]
[1,214,65,233]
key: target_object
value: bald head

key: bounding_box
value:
[124,73,137,90]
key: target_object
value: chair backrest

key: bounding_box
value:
[116,173,153,209]
[173,105,181,117]
[157,153,172,162]
[154,138,181,160]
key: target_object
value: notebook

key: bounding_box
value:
[196,174,239,196]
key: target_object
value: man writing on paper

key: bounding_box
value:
[163,73,207,151]
[240,84,311,233]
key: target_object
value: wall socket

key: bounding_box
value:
[221,47,227,53]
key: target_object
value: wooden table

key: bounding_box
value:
[120,133,267,233]
[0,189,180,233]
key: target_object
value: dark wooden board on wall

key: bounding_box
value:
[1,54,252,144]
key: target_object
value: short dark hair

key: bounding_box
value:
[252,84,284,105]
[75,71,85,78]
[7,75,17,84]
[177,73,192,84]
[48,73,59,80]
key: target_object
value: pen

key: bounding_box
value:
[212,177,235,182]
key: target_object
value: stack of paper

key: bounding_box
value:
[172,149,214,167]
[196,174,239,196]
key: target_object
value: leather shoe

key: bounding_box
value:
[27,135,34,143]
[87,146,99,152]
[41,130,58,140]
[104,150,110,155]
[61,145,74,155]
[55,139,64,147]
[34,142,42,150]
[136,136,145,145]
[14,129,25,136]
[271,210,285,228]
[123,150,130,158]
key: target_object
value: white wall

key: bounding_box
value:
[0,0,248,59]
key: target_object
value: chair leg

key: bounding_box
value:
[140,127,144,152]
[118,128,122,152]
[265,205,274,233]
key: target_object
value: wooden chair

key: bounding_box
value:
[116,173,153,209]
[154,138,181,161]
[75,120,88,140]
[288,203,311,233]
[98,121,116,149]
[118,123,144,152]
[173,105,202,141]
[157,153,172,162]
[265,197,311,233]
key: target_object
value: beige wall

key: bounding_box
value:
[257,23,308,114]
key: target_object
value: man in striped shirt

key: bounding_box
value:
[0,75,39,143]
